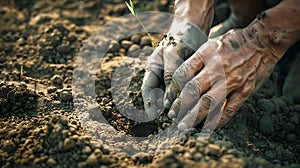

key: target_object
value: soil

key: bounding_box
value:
[0,0,300,168]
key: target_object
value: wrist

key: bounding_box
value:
[167,18,207,50]
[174,0,216,34]
[243,0,300,60]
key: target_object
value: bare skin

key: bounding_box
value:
[142,0,300,131]
[163,0,300,131]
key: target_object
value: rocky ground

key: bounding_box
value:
[0,0,299,168]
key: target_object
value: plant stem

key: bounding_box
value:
[135,16,155,48]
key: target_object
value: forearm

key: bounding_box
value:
[174,0,216,34]
[245,0,300,60]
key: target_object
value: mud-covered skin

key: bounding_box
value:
[141,0,215,121]
[141,21,207,120]
[164,0,300,131]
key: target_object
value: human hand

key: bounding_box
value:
[141,18,207,120]
[164,20,282,132]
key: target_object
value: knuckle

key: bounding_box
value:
[173,64,187,77]
[201,95,215,108]
[232,74,243,83]
[164,71,173,84]
[183,80,200,97]
[171,98,182,113]
[239,86,252,97]
[168,79,181,96]
[218,115,228,127]
[173,64,188,84]
[223,108,236,118]
[227,74,243,86]
[177,43,195,60]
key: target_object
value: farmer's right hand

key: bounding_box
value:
[141,19,207,120]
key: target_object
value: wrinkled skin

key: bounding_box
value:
[165,25,279,131]
[164,0,300,131]
[142,0,300,131]
[141,23,206,120]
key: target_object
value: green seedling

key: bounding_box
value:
[125,0,155,48]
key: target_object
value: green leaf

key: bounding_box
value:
[129,0,135,14]
[125,0,136,15]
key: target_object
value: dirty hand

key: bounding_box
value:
[141,18,208,120]
[164,19,286,131]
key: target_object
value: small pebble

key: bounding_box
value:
[215,140,233,148]
[46,158,57,166]
[132,152,152,162]
[59,116,68,126]
[78,162,87,168]
[2,140,16,153]
[130,34,141,44]
[259,115,273,135]
[120,40,132,50]
[82,146,92,154]
[51,74,63,86]
[128,44,141,53]
[110,42,120,52]
[0,98,8,107]
[47,86,57,94]
[183,152,192,159]
[193,153,202,161]
[285,122,295,133]
[63,138,76,151]
[60,90,72,101]
[258,99,278,112]
[286,133,297,142]
[140,36,152,46]
[290,116,299,125]
[205,144,221,157]
[86,153,98,166]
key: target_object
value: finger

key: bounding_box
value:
[146,46,164,81]
[141,71,163,120]
[163,50,205,110]
[201,77,255,131]
[163,42,194,111]
[142,46,165,120]
[177,99,226,132]
[167,69,211,119]
[178,84,226,132]
[201,99,226,133]
[163,41,194,86]
[216,83,254,128]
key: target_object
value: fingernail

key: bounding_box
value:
[178,122,188,132]
[167,110,176,119]
[145,106,157,121]
[156,98,163,108]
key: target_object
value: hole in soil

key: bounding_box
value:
[95,67,161,137]
[94,34,173,137]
